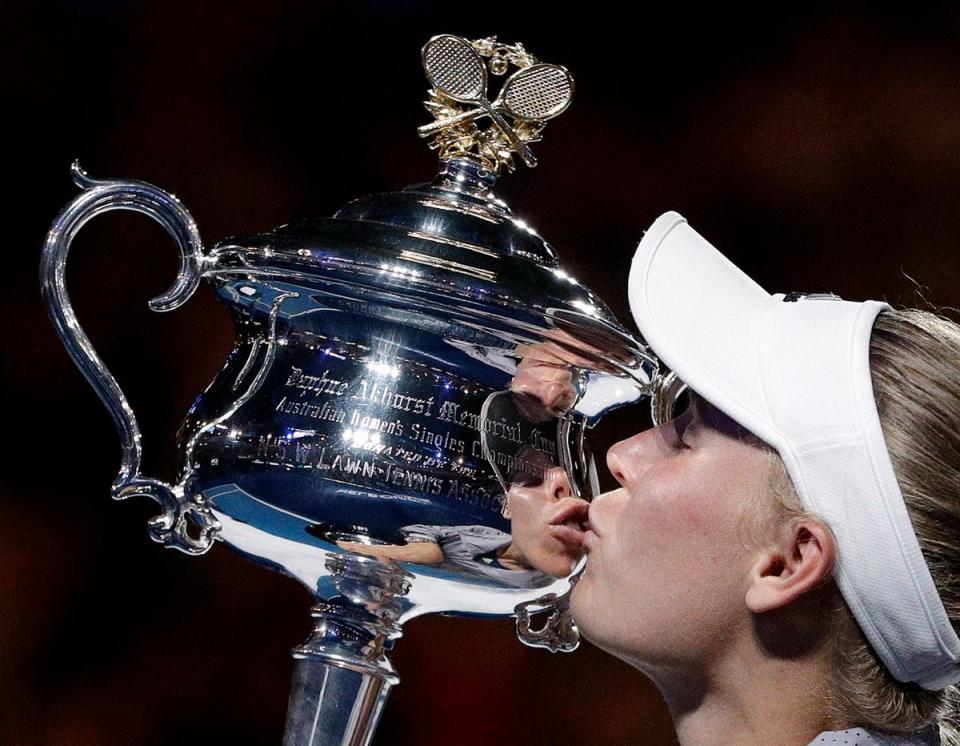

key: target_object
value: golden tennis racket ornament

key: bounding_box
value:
[418,34,575,172]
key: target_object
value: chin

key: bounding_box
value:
[569,574,596,633]
[569,574,619,651]
[542,551,580,578]
[570,591,642,667]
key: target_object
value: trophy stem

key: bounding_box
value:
[282,600,402,746]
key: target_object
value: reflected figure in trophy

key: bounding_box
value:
[337,332,593,582]
[510,334,588,415]
[500,448,589,578]
[336,449,587,584]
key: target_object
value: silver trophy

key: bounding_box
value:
[41,34,681,745]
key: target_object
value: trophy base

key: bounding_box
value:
[282,598,402,746]
[283,655,395,746]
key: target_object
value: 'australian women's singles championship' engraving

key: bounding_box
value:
[279,365,555,451]
[227,361,563,512]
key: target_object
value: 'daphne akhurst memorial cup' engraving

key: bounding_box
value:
[40,34,685,745]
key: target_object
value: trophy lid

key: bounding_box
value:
[211,38,621,321]
[334,156,558,266]
[205,34,655,411]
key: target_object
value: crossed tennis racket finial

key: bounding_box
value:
[419,34,574,169]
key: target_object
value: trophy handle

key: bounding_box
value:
[515,589,580,653]
[40,161,219,555]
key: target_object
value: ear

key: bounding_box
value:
[745,519,836,614]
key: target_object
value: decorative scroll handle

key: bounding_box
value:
[39,161,220,554]
[515,588,580,653]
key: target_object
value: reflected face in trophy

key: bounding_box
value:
[510,328,604,418]
[570,392,775,670]
[505,447,589,578]
[511,355,576,416]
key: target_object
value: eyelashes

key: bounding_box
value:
[669,414,693,451]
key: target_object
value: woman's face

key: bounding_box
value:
[570,392,776,672]
[507,462,589,578]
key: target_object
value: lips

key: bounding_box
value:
[586,500,605,536]
[548,500,590,550]
[582,527,599,553]
[581,502,602,553]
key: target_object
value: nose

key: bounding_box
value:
[542,466,573,501]
[606,428,658,486]
[606,435,632,485]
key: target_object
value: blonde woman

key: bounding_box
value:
[571,212,960,745]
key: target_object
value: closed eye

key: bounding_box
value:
[669,409,695,451]
[673,389,707,450]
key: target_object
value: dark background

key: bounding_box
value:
[6,2,960,744]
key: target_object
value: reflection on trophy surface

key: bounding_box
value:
[41,33,669,745]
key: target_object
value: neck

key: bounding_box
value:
[496,543,528,570]
[647,620,839,746]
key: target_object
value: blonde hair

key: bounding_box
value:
[765,307,960,742]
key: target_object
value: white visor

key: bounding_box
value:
[628,210,960,690]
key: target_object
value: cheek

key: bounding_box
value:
[509,491,547,536]
[672,489,711,532]
[628,461,712,539]
[511,491,537,520]
[620,456,754,571]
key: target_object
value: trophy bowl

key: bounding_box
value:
[40,34,676,745]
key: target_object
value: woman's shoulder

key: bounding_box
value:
[808,725,940,745]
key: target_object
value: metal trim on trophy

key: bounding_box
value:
[40,34,681,745]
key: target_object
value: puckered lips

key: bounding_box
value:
[582,501,603,553]
[547,499,590,550]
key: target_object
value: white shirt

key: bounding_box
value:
[807,725,940,745]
